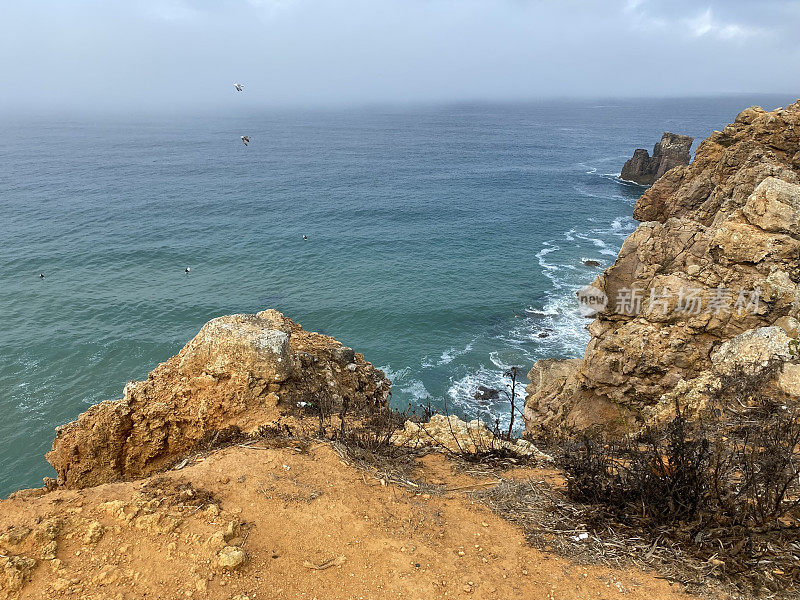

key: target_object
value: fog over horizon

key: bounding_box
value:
[1,0,799,112]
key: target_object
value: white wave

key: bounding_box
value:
[399,379,430,401]
[438,342,473,366]
[422,170,633,427]
[378,364,411,383]
[447,366,527,432]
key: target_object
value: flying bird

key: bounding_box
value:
[185,267,191,274]
[302,235,308,240]
[241,136,250,146]
[234,83,244,92]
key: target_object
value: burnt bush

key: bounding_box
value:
[712,397,800,529]
[562,404,800,529]
[559,397,800,592]
[562,416,712,526]
[334,403,409,456]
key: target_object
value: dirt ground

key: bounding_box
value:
[0,443,696,600]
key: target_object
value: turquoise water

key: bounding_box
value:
[1,95,794,495]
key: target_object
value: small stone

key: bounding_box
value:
[223,520,240,542]
[206,531,226,550]
[217,546,247,571]
[83,521,105,544]
[51,577,72,592]
[41,540,58,560]
[462,584,473,593]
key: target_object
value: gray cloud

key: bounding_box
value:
[0,0,797,111]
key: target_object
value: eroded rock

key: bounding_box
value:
[47,310,390,489]
[393,414,552,461]
[526,101,800,435]
[621,132,693,185]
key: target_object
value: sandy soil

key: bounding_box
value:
[0,443,696,600]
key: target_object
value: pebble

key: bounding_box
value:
[217,546,247,571]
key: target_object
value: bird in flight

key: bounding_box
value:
[234,83,244,92]
[241,136,250,146]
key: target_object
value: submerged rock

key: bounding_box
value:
[620,132,693,185]
[473,385,500,401]
[47,310,390,489]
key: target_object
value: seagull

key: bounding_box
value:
[185,267,191,274]
[241,136,250,146]
[234,83,244,92]
[302,235,308,240]
[39,273,44,279]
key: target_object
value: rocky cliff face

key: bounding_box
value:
[526,102,800,435]
[46,309,390,489]
[620,132,694,185]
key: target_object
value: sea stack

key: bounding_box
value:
[620,132,693,185]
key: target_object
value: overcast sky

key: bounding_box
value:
[1,0,798,111]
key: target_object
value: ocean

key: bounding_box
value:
[1,95,794,496]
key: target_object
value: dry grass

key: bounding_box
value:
[470,477,797,600]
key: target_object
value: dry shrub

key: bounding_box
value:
[560,391,800,595]
[562,416,711,526]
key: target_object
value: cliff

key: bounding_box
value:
[526,101,800,435]
[620,132,693,185]
[0,311,693,600]
[46,309,390,489]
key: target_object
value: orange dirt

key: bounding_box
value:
[0,443,697,600]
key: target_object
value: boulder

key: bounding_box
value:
[621,132,693,185]
[392,414,552,461]
[523,358,583,434]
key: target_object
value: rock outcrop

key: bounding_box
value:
[526,102,800,436]
[391,414,553,461]
[46,309,390,489]
[621,132,694,185]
